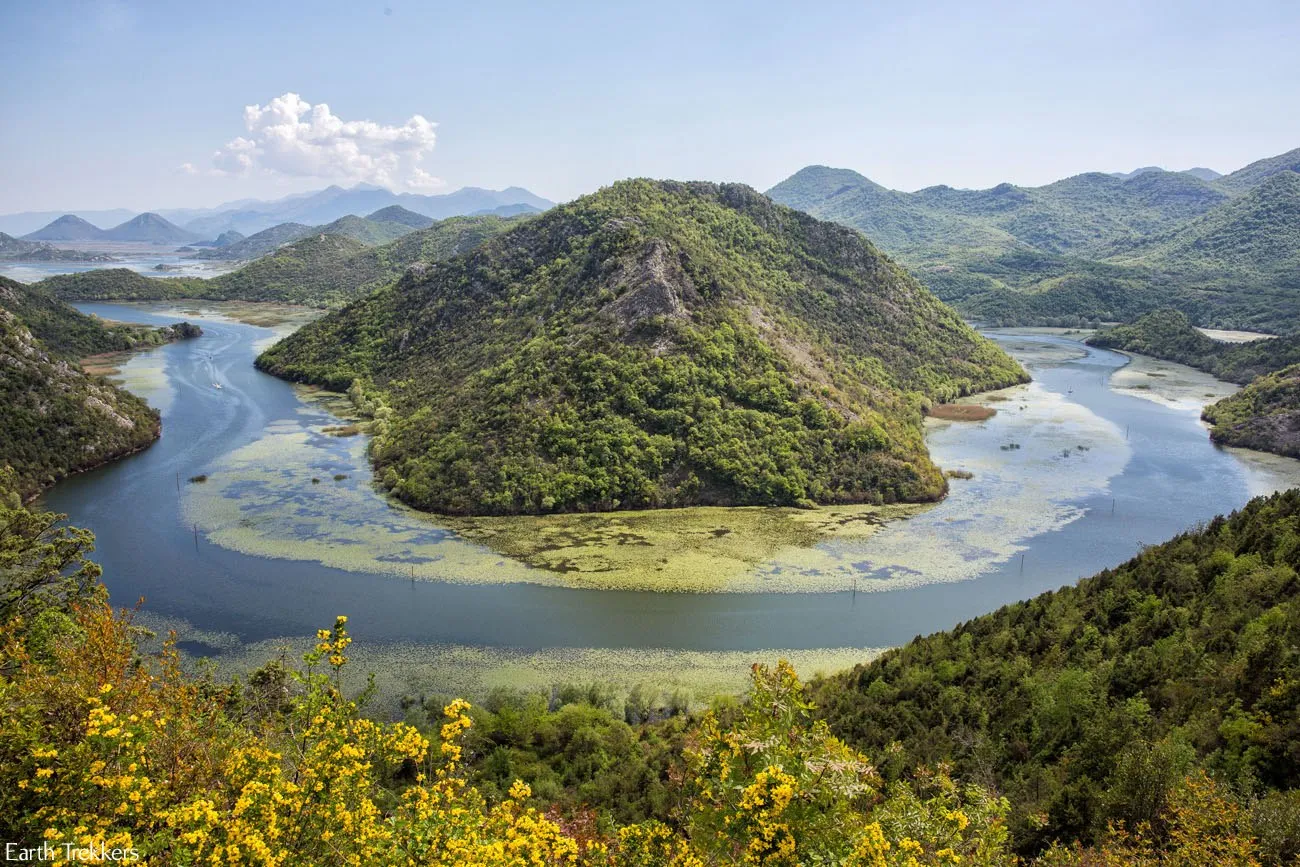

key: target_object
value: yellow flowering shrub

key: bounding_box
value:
[682,661,1012,866]
[0,604,587,865]
[1,599,1019,865]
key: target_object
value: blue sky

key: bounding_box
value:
[2,0,1298,212]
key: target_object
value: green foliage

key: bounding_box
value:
[0,467,102,637]
[258,179,1026,515]
[395,687,691,826]
[810,489,1300,857]
[0,275,198,358]
[35,269,204,305]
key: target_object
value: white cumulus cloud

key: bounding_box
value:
[209,93,442,191]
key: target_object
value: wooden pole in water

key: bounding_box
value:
[1020,552,1025,575]
[176,471,180,493]
[1111,498,1116,516]
[193,524,199,552]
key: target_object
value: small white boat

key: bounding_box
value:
[212,382,223,390]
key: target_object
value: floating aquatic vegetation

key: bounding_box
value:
[1109,352,1237,412]
[185,629,883,709]
[786,381,1131,593]
[183,374,1129,595]
[103,346,174,414]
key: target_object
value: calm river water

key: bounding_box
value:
[40,305,1300,689]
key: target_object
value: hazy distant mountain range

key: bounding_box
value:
[0,183,554,239]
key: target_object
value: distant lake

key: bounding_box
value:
[0,242,236,283]
[39,304,1300,699]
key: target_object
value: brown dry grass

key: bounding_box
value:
[929,404,997,421]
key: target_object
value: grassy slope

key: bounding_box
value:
[257,179,1026,516]
[810,488,1300,855]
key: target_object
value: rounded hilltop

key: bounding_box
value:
[257,178,1027,516]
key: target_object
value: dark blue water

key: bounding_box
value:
[43,306,1278,652]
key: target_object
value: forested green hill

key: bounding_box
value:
[1085,308,1300,384]
[810,489,1300,858]
[0,275,199,357]
[257,179,1026,516]
[1202,365,1300,456]
[0,307,159,497]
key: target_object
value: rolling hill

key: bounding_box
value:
[1215,146,1300,193]
[0,275,200,358]
[314,214,420,246]
[365,205,435,229]
[810,487,1300,856]
[768,148,1300,330]
[100,212,199,243]
[1202,364,1300,456]
[187,222,314,260]
[38,213,525,308]
[257,179,1027,516]
[1112,170,1300,274]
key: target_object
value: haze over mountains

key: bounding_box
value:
[2,183,554,240]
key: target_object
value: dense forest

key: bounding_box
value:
[257,179,1027,515]
[35,213,524,309]
[768,155,1300,331]
[3,470,1297,862]
[809,489,1300,861]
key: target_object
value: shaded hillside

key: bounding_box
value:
[810,488,1300,856]
[1113,171,1300,275]
[1202,364,1300,456]
[0,306,159,497]
[187,222,313,260]
[36,269,203,304]
[258,179,1026,516]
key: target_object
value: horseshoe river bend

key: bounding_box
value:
[42,302,1300,702]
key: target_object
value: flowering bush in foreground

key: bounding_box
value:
[1,598,1021,865]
